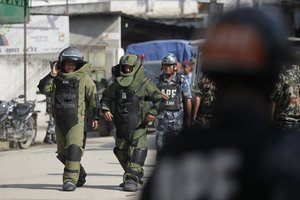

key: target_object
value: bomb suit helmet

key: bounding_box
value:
[58,47,85,70]
[116,54,143,87]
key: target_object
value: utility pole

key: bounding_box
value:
[180,0,185,16]
[208,0,222,25]
[236,0,240,8]
[253,0,262,9]
[24,0,28,101]
[65,0,69,15]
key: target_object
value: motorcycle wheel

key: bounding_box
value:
[18,117,36,149]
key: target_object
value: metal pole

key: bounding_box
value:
[65,0,69,15]
[236,0,240,8]
[180,0,185,16]
[209,0,218,25]
[24,0,27,101]
[253,0,262,9]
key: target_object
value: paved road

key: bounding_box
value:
[0,135,157,200]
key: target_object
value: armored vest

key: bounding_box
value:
[114,78,149,139]
[158,74,182,111]
[54,75,79,132]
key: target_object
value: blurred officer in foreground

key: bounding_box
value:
[38,47,99,191]
[101,54,163,192]
[140,7,295,200]
[154,53,192,155]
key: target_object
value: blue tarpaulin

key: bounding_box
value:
[126,39,197,63]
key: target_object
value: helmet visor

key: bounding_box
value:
[121,64,133,74]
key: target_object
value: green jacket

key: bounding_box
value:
[101,78,162,125]
[37,63,98,123]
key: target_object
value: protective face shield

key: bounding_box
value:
[116,54,142,87]
[162,64,176,76]
[121,65,134,74]
[57,47,85,71]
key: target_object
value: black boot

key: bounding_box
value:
[51,133,56,144]
[56,154,86,187]
[122,179,138,192]
[119,179,143,187]
[76,165,87,187]
[43,134,54,144]
[122,174,139,192]
[62,181,76,191]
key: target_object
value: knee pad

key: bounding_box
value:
[131,148,148,166]
[65,144,82,161]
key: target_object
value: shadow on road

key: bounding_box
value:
[82,184,125,191]
[0,183,62,191]
[47,173,123,177]
[0,183,141,192]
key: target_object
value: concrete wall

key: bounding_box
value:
[0,53,56,134]
[0,54,56,101]
[110,0,198,16]
[0,14,122,100]
[31,0,199,17]
[70,14,122,79]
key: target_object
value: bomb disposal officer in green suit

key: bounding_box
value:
[101,54,163,192]
[38,47,99,191]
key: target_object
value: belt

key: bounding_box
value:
[278,122,300,129]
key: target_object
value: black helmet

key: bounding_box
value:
[57,47,85,70]
[161,53,177,65]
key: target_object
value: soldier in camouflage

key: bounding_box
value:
[192,73,217,128]
[271,64,300,130]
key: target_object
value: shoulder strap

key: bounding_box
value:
[176,73,182,86]
[159,74,164,84]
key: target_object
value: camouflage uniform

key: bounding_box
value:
[271,65,300,129]
[154,73,192,151]
[194,73,217,128]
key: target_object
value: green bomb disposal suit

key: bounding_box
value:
[38,63,98,185]
[101,54,162,189]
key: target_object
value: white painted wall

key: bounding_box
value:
[0,54,56,101]
[0,15,69,102]
[31,0,255,16]
[31,0,200,16]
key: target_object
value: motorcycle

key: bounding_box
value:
[0,95,39,149]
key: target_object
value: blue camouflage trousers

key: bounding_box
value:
[155,109,184,152]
